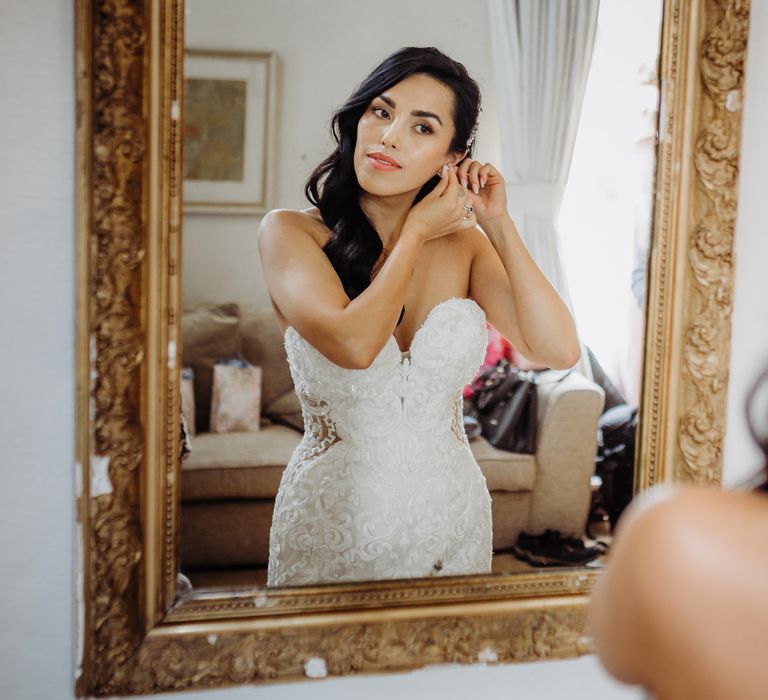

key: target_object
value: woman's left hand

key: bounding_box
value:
[454,158,508,227]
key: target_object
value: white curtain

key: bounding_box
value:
[488,0,599,376]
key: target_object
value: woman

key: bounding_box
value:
[259,46,580,587]
[586,364,768,699]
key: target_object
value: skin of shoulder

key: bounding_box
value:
[587,485,768,699]
[258,208,327,249]
[260,207,477,267]
[462,224,487,254]
[257,208,478,314]
[258,208,373,368]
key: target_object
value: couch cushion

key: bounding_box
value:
[264,389,303,432]
[469,437,536,491]
[182,303,242,433]
[181,424,302,500]
[239,305,296,409]
[182,427,534,500]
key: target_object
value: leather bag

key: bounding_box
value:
[468,360,573,454]
[468,360,539,454]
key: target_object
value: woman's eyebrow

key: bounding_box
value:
[377,93,443,127]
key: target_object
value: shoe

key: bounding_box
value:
[535,528,609,552]
[512,529,606,567]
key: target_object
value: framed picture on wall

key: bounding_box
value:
[183,50,277,215]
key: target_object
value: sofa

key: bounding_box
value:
[180,302,605,571]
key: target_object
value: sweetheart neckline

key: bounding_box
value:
[283,296,484,362]
[390,297,482,355]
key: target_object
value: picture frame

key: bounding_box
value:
[74,0,752,694]
[183,49,277,215]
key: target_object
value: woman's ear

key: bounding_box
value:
[452,149,469,166]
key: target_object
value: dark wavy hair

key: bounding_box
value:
[304,47,482,316]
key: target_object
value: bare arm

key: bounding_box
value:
[257,209,423,369]
[468,214,580,369]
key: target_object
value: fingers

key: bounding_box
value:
[463,161,484,194]
[479,162,502,188]
[456,159,471,189]
[431,163,451,198]
[456,159,501,193]
[440,163,459,199]
[457,159,478,192]
[444,164,477,224]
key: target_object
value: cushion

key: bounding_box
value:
[181,303,242,433]
[264,389,303,432]
[469,437,536,491]
[239,305,295,409]
[181,427,533,500]
[180,424,303,500]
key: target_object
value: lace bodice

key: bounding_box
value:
[267,297,493,587]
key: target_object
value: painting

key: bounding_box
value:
[183,50,277,214]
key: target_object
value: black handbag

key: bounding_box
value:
[468,360,539,454]
[468,360,574,454]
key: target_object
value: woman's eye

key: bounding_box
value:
[372,107,432,135]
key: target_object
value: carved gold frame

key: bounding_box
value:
[74,0,751,694]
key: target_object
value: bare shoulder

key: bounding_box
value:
[458,225,488,251]
[257,208,349,332]
[621,484,768,531]
[258,207,330,250]
[430,224,482,257]
[454,225,489,266]
[611,484,768,579]
[257,208,340,298]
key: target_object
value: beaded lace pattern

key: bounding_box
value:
[267,297,493,587]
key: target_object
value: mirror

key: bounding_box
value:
[75,0,752,693]
[177,0,663,590]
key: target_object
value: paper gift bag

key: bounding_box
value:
[210,359,262,433]
[180,367,196,437]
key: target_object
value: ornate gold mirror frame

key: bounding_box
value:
[74,0,751,694]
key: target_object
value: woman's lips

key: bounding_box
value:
[367,155,401,171]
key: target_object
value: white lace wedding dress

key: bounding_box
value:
[266,297,493,587]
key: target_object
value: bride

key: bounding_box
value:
[258,46,580,587]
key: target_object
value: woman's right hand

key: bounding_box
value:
[403,164,478,244]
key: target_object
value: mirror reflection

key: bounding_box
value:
[178,0,663,590]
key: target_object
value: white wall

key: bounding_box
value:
[182,0,501,310]
[722,0,768,488]
[1,1,766,698]
[0,1,76,699]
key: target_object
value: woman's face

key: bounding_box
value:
[354,73,465,197]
